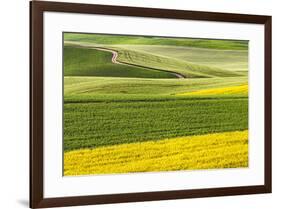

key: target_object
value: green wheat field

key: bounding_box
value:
[63,33,248,176]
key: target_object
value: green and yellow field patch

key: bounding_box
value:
[177,84,248,96]
[64,76,248,99]
[64,130,248,176]
[64,97,248,151]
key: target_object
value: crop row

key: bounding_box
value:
[64,97,248,151]
[64,130,248,175]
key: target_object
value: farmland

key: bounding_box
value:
[65,130,248,175]
[63,33,248,175]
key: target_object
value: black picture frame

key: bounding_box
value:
[30,1,272,208]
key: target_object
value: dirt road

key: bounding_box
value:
[65,41,185,78]
[92,47,185,79]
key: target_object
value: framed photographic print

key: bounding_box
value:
[30,1,272,208]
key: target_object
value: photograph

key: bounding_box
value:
[29,1,272,207]
[63,33,249,176]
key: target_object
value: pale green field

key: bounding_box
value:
[64,33,248,50]
[65,41,245,78]
[117,44,248,72]
[64,76,248,102]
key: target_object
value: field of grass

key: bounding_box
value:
[65,42,244,78]
[64,76,247,102]
[119,45,248,72]
[64,130,248,175]
[114,47,242,78]
[63,33,249,176]
[64,46,177,78]
[64,33,248,50]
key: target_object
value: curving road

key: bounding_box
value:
[65,41,185,78]
[90,47,185,79]
[91,47,122,65]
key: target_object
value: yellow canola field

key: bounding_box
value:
[64,130,248,176]
[177,84,248,96]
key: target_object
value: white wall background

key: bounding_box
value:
[0,0,279,208]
